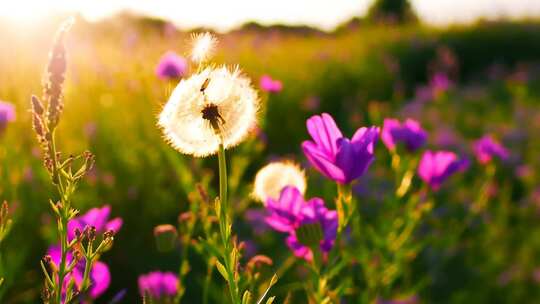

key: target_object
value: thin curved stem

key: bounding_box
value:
[217,144,240,304]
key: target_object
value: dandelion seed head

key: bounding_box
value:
[253,161,306,204]
[158,66,259,157]
[190,32,217,63]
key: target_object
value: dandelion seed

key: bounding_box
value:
[158,66,259,157]
[138,271,179,301]
[190,32,217,64]
[253,161,306,204]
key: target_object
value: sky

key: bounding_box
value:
[1,0,540,31]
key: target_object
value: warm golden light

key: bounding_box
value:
[0,0,539,31]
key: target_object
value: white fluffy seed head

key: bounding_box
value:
[158,66,259,157]
[253,161,307,204]
[190,32,217,64]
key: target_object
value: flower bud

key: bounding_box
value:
[153,224,178,253]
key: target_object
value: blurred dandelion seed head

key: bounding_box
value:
[253,161,306,204]
[158,66,259,157]
[190,32,217,64]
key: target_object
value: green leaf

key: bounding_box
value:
[256,274,278,304]
[265,297,275,304]
[242,290,252,304]
[215,260,229,282]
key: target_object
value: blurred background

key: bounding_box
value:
[1,0,540,302]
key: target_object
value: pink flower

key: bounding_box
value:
[302,113,378,184]
[418,150,469,190]
[67,205,123,242]
[138,271,179,300]
[381,118,427,152]
[0,101,15,133]
[473,135,509,165]
[155,51,188,80]
[259,75,283,93]
[265,186,338,261]
[47,245,111,300]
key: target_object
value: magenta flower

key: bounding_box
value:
[259,75,283,93]
[138,271,179,300]
[265,186,313,233]
[155,51,188,80]
[0,101,15,132]
[430,72,452,94]
[67,205,123,242]
[381,118,427,152]
[418,150,469,190]
[47,245,111,299]
[473,135,509,164]
[285,199,338,261]
[302,113,378,184]
[265,186,338,261]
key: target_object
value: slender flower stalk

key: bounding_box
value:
[32,19,116,303]
[0,201,12,288]
[156,33,277,304]
[216,143,241,304]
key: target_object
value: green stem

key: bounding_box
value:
[48,130,72,304]
[217,144,240,304]
[309,246,326,303]
[202,259,214,304]
[336,183,352,234]
[80,240,94,297]
[55,215,68,303]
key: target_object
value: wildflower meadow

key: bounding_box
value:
[1,2,540,303]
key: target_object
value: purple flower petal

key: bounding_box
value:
[303,113,378,184]
[105,217,123,233]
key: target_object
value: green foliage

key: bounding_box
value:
[0,19,539,302]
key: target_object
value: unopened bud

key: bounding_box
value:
[73,250,83,262]
[103,229,115,240]
[31,95,45,115]
[74,228,82,239]
[153,224,178,253]
[178,212,192,223]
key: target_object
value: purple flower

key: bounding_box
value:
[245,209,269,235]
[155,51,188,80]
[418,150,469,190]
[47,245,111,299]
[430,72,452,94]
[473,135,509,164]
[259,75,283,93]
[302,113,378,184]
[138,271,179,300]
[265,186,338,261]
[265,186,307,233]
[67,205,123,242]
[381,118,427,152]
[286,199,338,261]
[0,101,15,132]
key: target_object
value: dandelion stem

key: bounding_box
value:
[217,144,240,304]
